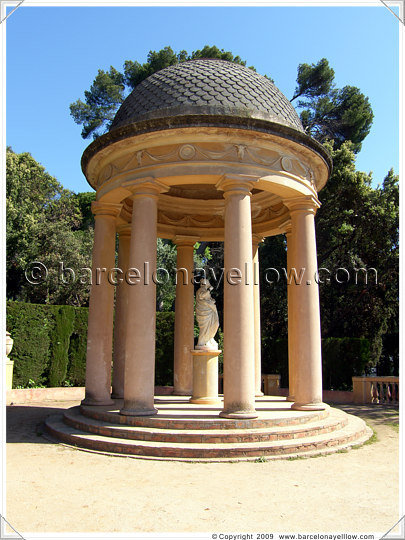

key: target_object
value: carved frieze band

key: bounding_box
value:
[158,211,224,229]
[251,202,286,224]
[98,143,316,188]
[157,203,288,230]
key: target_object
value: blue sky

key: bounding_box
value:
[5,3,401,193]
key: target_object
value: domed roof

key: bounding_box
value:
[110,59,304,132]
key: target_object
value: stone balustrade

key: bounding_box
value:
[353,376,399,404]
[218,375,399,404]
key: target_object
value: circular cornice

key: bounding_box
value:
[81,115,332,181]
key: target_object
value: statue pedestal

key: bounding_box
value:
[189,349,222,405]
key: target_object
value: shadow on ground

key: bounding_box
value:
[6,401,399,445]
[6,403,75,444]
[331,403,399,426]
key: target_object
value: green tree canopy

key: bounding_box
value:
[6,148,95,306]
[315,142,398,365]
[291,58,373,152]
[69,67,125,139]
[292,57,335,101]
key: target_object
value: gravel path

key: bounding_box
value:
[5,400,400,537]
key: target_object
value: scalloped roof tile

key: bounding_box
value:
[110,59,303,132]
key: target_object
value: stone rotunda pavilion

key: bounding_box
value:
[46,60,371,459]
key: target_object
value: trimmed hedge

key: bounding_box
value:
[376,332,399,376]
[48,306,75,386]
[6,301,176,388]
[6,302,53,387]
[66,307,88,386]
[322,337,370,390]
[6,301,85,388]
[262,338,289,388]
[155,312,175,386]
[262,336,371,391]
[7,300,371,391]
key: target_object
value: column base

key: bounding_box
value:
[255,391,264,397]
[81,397,115,406]
[189,397,222,405]
[286,395,295,402]
[120,407,158,416]
[291,402,327,411]
[219,410,258,419]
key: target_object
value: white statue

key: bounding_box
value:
[195,279,219,350]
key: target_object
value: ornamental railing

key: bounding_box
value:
[218,375,399,404]
[352,376,399,405]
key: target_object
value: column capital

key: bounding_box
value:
[284,195,320,215]
[278,219,292,237]
[91,201,122,218]
[123,177,169,199]
[173,235,200,248]
[116,224,131,237]
[120,200,133,223]
[216,174,259,197]
[252,233,265,246]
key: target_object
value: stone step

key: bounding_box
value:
[64,406,348,444]
[45,411,371,461]
[80,399,329,430]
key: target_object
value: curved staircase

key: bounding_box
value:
[44,396,372,461]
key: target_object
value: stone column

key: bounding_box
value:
[217,175,257,419]
[111,227,131,399]
[82,201,121,406]
[285,222,296,402]
[286,197,325,411]
[252,234,264,397]
[120,179,166,416]
[173,235,199,395]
